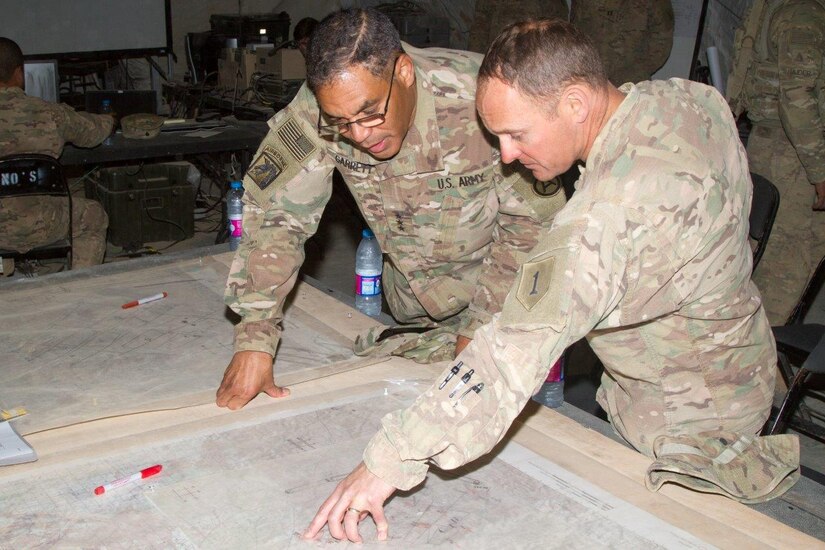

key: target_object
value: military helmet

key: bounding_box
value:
[120,113,164,139]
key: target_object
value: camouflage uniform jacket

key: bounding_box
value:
[0,87,113,158]
[225,44,563,356]
[364,79,777,490]
[741,0,825,184]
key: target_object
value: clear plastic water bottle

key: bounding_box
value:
[100,99,114,145]
[227,181,244,251]
[533,356,564,408]
[355,228,382,317]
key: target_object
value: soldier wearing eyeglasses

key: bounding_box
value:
[217,8,565,410]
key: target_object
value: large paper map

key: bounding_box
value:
[0,386,713,549]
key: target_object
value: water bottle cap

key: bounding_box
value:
[230,181,243,189]
[361,228,375,238]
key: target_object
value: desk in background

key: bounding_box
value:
[59,118,268,168]
[59,118,269,248]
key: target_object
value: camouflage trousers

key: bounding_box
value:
[644,430,799,503]
[353,262,470,363]
[0,196,108,268]
[749,125,825,324]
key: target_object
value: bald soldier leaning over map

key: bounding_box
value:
[305,20,799,543]
[218,9,564,410]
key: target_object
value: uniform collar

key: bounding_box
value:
[584,82,639,172]
[331,59,445,178]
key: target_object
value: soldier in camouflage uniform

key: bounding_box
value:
[570,0,674,84]
[305,21,799,543]
[218,9,564,410]
[0,38,112,270]
[467,0,569,53]
[728,0,825,324]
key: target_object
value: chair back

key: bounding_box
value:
[0,154,68,198]
[749,172,780,272]
[786,254,825,325]
[0,154,72,269]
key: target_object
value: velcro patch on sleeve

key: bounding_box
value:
[788,29,818,47]
[508,170,567,220]
[500,222,584,330]
[516,257,555,311]
[277,117,316,162]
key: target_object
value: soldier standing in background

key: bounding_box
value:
[217,9,565,410]
[570,0,674,84]
[467,0,569,53]
[0,37,112,272]
[728,0,825,324]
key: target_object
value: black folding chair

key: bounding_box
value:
[0,154,73,270]
[749,172,780,272]
[766,254,825,439]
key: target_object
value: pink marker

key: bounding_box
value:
[94,464,163,495]
[121,292,168,309]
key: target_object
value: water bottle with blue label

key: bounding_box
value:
[355,228,382,317]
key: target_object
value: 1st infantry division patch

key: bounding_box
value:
[516,256,554,311]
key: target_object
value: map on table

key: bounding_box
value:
[0,255,354,435]
[0,385,714,549]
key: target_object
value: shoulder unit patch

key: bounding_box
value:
[248,146,287,191]
[516,257,555,311]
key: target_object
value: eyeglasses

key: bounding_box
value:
[317,57,399,136]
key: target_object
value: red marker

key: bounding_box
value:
[94,464,163,495]
[121,292,168,309]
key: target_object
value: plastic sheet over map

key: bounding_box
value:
[0,386,714,549]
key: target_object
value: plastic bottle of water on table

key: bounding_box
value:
[355,228,382,317]
[227,181,244,251]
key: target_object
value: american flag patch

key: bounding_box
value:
[277,118,316,162]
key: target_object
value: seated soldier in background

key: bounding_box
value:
[0,37,113,271]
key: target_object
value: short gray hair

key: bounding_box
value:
[306,8,404,92]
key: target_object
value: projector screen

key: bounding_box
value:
[0,0,171,59]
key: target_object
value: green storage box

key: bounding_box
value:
[87,164,195,250]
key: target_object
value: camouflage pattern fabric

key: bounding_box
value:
[570,0,674,84]
[0,86,112,268]
[645,430,799,504]
[353,315,466,363]
[467,0,570,53]
[362,80,798,502]
[0,87,114,157]
[225,44,564,357]
[0,196,108,267]
[739,0,825,324]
